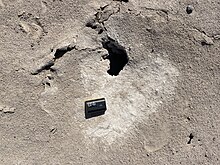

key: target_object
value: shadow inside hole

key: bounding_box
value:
[102,37,129,76]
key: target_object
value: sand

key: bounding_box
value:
[0,0,219,164]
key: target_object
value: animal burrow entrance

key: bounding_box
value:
[101,37,129,76]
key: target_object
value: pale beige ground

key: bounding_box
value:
[0,0,219,165]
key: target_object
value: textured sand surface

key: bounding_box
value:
[0,0,219,164]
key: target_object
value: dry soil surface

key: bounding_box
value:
[0,0,219,164]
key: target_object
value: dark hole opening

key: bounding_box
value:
[101,37,129,76]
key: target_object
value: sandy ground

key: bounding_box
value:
[0,0,219,164]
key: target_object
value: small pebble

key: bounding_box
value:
[186,5,194,14]
[0,105,5,111]
[85,19,96,28]
[46,74,53,80]
[214,35,220,40]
